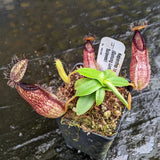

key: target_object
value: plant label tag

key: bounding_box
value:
[97,37,125,76]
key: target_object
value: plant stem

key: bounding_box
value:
[65,95,76,110]
[68,70,77,82]
[103,80,129,109]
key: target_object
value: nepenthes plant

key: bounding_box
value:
[4,25,150,119]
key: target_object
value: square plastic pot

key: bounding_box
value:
[57,107,126,160]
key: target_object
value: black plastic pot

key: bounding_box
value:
[56,63,131,160]
[57,107,126,160]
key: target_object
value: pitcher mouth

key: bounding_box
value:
[17,82,40,91]
[133,30,146,51]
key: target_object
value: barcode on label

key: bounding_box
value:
[97,37,125,76]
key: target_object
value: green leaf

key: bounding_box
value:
[77,68,104,84]
[96,88,105,105]
[103,80,128,108]
[75,79,102,96]
[107,76,129,87]
[76,93,95,115]
[75,78,90,90]
[103,69,116,79]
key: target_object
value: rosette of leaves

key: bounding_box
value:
[74,68,129,115]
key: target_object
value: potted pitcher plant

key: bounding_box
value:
[4,22,150,160]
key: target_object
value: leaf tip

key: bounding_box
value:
[55,59,70,83]
[127,92,132,110]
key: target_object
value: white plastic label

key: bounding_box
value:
[97,37,125,76]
